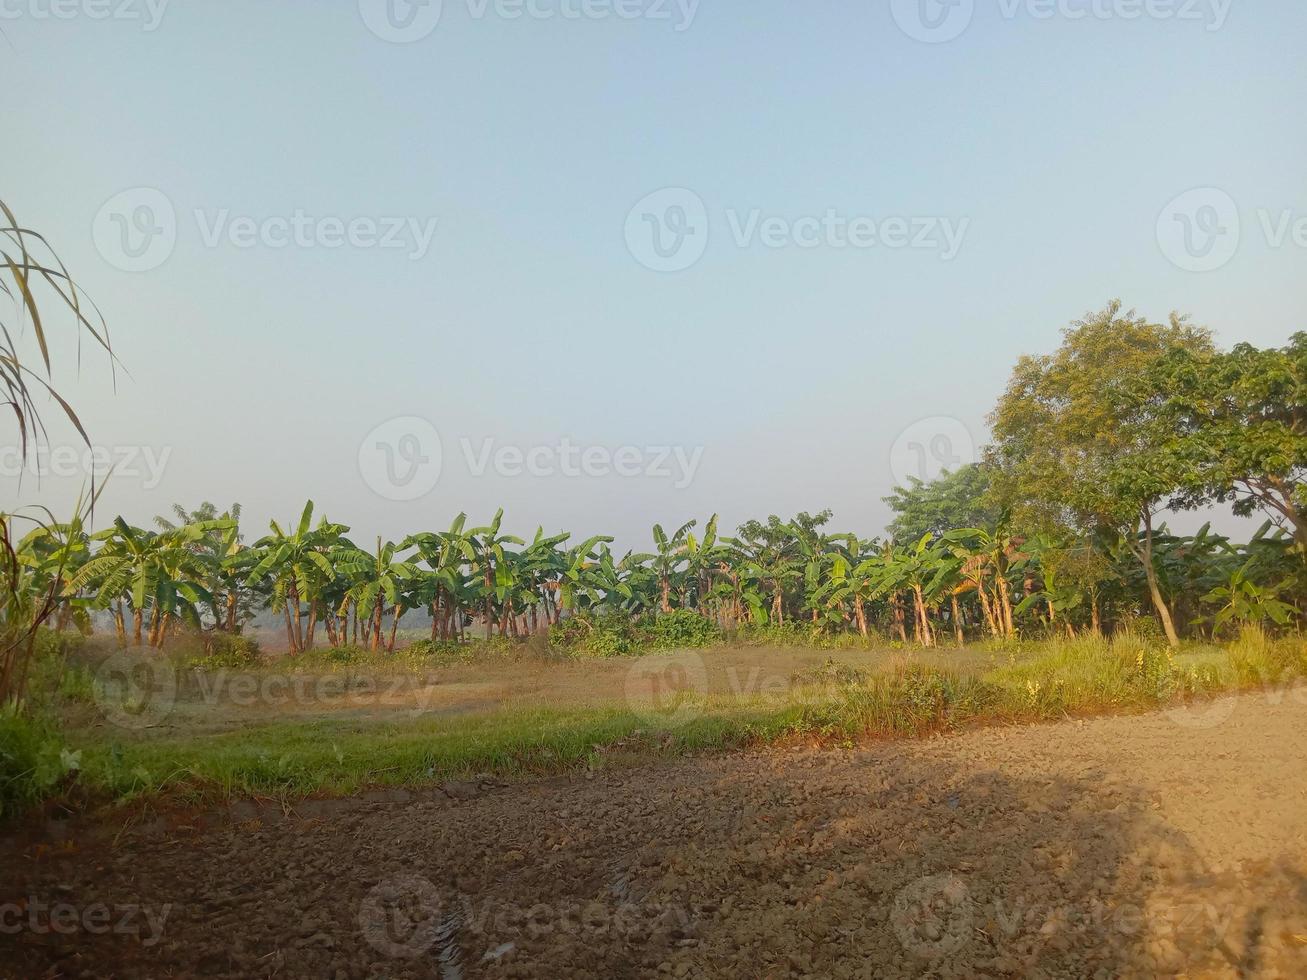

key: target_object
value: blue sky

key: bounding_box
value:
[2,0,1304,549]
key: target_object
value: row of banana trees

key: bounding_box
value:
[9,499,1302,653]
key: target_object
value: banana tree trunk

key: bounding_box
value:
[996,575,1015,638]
[912,584,934,647]
[371,597,384,651]
[290,587,304,651]
[388,605,401,652]
[892,595,908,643]
[306,601,318,650]
[283,601,297,654]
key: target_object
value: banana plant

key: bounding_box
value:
[70,517,231,648]
[649,520,696,613]
[336,537,419,651]
[551,534,614,621]
[683,515,722,615]
[245,501,351,654]
[466,509,525,639]
[404,514,480,642]
[1201,560,1298,635]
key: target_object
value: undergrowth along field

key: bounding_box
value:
[2,625,1302,819]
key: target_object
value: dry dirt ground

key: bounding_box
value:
[66,645,994,736]
[4,697,1306,979]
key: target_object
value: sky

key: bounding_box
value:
[2,0,1304,552]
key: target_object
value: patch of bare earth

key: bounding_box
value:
[4,697,1306,978]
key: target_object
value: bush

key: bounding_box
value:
[24,629,91,706]
[646,610,722,649]
[0,703,78,821]
[549,614,648,657]
[187,633,262,670]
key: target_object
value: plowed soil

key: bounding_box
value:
[4,696,1306,978]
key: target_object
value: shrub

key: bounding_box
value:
[0,703,78,820]
[549,614,648,657]
[188,633,262,670]
[24,629,91,706]
[646,610,722,649]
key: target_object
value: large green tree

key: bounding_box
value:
[988,301,1214,646]
[1152,334,1306,549]
[884,463,998,543]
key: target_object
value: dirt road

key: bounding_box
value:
[4,696,1306,978]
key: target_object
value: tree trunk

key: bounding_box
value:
[913,584,934,647]
[283,601,297,654]
[371,597,384,651]
[892,595,908,643]
[854,598,868,637]
[306,601,318,651]
[388,605,401,652]
[290,587,304,651]
[951,594,964,646]
[974,582,998,637]
[996,574,1015,638]
[1130,510,1180,648]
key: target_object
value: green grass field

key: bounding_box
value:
[3,627,1304,818]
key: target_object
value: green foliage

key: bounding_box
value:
[646,610,721,648]
[884,463,998,543]
[1153,333,1307,548]
[186,633,262,670]
[0,702,78,819]
[1201,561,1299,634]
[550,614,647,657]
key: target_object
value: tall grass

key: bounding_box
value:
[7,629,1305,817]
